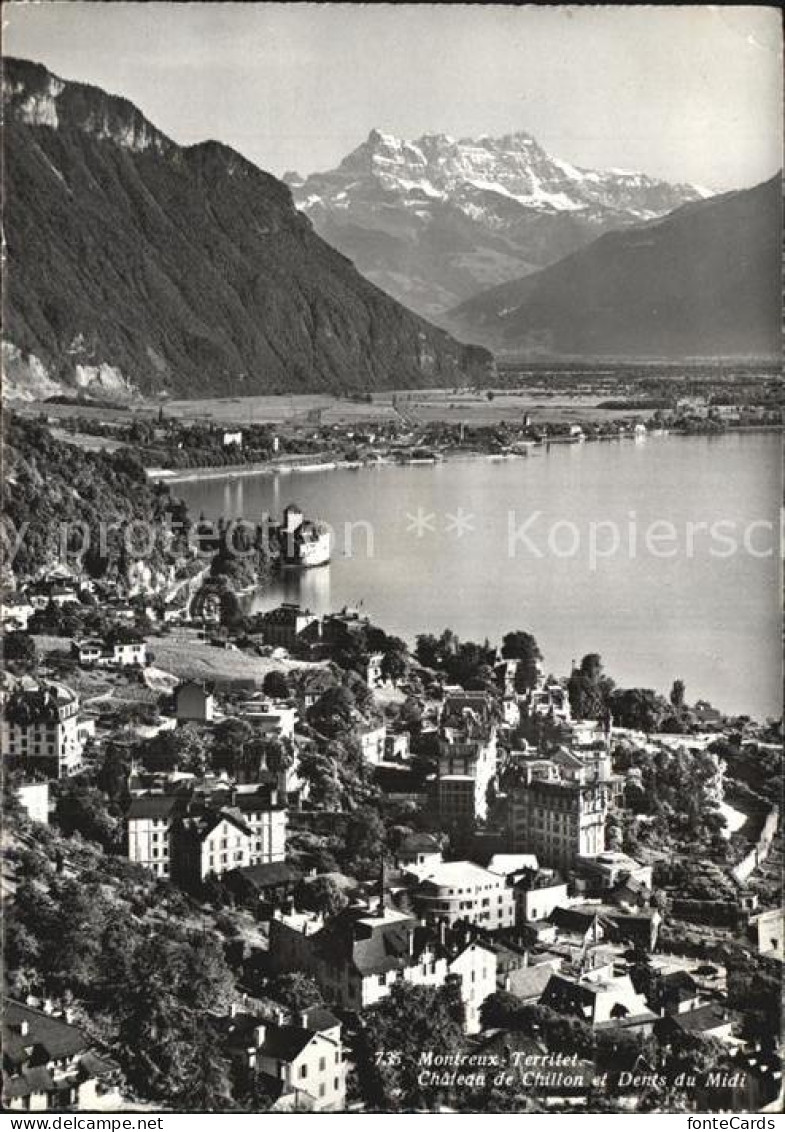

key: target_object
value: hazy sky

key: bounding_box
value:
[4,3,782,190]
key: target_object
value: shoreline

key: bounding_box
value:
[145,425,780,484]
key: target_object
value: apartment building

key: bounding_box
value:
[508,759,609,870]
[2,679,89,778]
[407,860,516,931]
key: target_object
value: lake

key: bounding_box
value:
[175,432,781,720]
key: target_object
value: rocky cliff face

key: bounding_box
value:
[445,175,782,360]
[2,59,494,401]
[289,130,710,319]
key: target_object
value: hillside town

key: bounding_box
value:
[2,466,782,1112]
[1,4,782,1119]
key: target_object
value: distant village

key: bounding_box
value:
[2,503,782,1113]
[15,362,782,478]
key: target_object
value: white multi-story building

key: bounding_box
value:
[17,780,50,824]
[437,692,498,824]
[125,783,287,886]
[2,680,87,778]
[73,638,147,668]
[223,1005,345,1112]
[126,794,179,878]
[237,696,297,740]
[269,905,449,1011]
[358,723,386,765]
[508,759,610,870]
[448,940,498,1034]
[169,784,287,889]
[407,860,516,931]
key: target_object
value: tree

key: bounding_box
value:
[294,874,349,918]
[414,634,441,670]
[479,990,525,1030]
[265,972,324,1016]
[4,632,37,667]
[263,669,290,699]
[501,631,542,691]
[342,806,386,877]
[142,724,211,774]
[309,684,356,737]
[568,653,614,720]
[381,647,408,684]
[610,687,668,734]
[54,779,121,851]
[670,679,686,709]
[349,982,464,1110]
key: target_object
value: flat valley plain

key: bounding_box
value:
[12,360,780,431]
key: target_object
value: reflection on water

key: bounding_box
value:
[247,563,332,615]
[178,433,781,719]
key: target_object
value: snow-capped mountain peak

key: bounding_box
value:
[319,128,706,218]
[288,129,713,321]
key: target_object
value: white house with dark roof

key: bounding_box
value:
[174,680,215,723]
[126,794,180,878]
[2,679,87,778]
[268,904,449,1010]
[447,939,497,1033]
[3,1000,120,1111]
[222,1005,345,1112]
[125,782,286,885]
[169,784,287,889]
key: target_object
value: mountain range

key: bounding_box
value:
[2,58,493,402]
[445,175,782,360]
[288,129,710,320]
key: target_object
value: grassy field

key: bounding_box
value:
[49,428,127,452]
[14,388,648,431]
[34,629,326,690]
[143,628,327,684]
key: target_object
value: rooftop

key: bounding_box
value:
[3,1000,89,1067]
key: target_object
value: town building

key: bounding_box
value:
[260,603,321,650]
[3,1000,120,1111]
[365,651,384,689]
[73,637,147,668]
[169,783,287,889]
[222,1005,345,1112]
[125,781,287,886]
[16,780,50,824]
[437,693,498,824]
[503,960,562,1005]
[358,722,386,765]
[174,680,215,723]
[237,695,297,741]
[652,971,701,1016]
[574,852,653,897]
[2,679,89,778]
[385,730,411,762]
[126,794,179,878]
[748,908,784,959]
[447,938,498,1033]
[268,904,449,1011]
[1,595,35,631]
[514,869,570,924]
[223,861,302,913]
[540,968,653,1027]
[521,680,572,724]
[507,758,610,869]
[655,1003,739,1045]
[407,860,516,931]
[394,832,443,870]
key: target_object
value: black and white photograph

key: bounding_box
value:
[0,2,782,1122]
